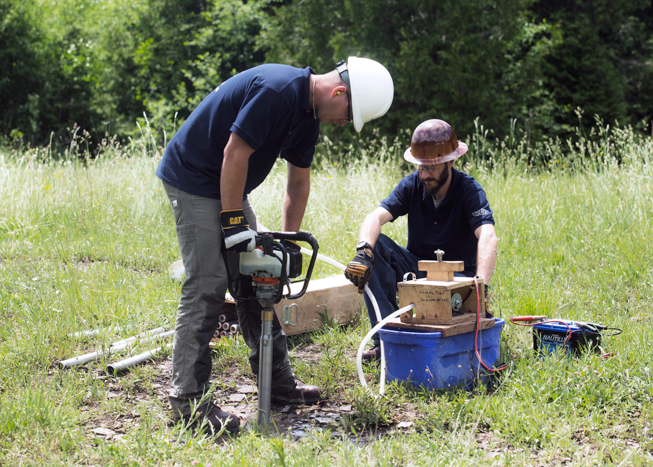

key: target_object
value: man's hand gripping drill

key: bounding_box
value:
[345,242,374,293]
[220,209,257,252]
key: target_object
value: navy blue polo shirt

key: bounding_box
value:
[380,169,494,275]
[156,65,320,199]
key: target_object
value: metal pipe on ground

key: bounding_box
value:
[59,327,166,369]
[107,332,174,374]
[230,324,239,334]
[107,328,171,355]
[219,312,238,323]
[107,344,172,374]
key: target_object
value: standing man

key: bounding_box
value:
[157,58,393,432]
[344,119,498,361]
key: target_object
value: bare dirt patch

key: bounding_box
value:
[76,343,407,443]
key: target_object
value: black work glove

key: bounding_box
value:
[220,209,256,252]
[345,242,374,294]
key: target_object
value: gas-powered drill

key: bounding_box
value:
[223,231,318,429]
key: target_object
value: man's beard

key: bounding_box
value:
[421,166,450,198]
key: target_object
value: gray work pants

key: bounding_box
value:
[162,181,294,417]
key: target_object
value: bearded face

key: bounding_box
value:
[419,162,450,198]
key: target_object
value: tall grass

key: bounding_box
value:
[0,121,652,465]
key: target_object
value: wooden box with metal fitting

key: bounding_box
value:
[397,250,485,326]
[226,274,363,336]
[171,261,363,338]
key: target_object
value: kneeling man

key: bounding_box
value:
[344,119,499,360]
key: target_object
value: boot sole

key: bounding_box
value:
[270,394,321,405]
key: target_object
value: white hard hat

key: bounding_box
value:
[337,57,394,132]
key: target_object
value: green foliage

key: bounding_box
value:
[263,0,653,144]
[346,387,392,429]
[0,0,40,141]
[124,0,269,141]
[2,0,653,158]
[0,0,269,147]
[531,0,653,136]
[0,0,96,146]
[263,0,559,143]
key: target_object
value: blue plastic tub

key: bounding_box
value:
[378,318,504,389]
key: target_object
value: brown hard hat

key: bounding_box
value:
[403,119,468,165]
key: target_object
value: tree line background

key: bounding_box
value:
[2,0,653,151]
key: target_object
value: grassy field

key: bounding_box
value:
[0,130,652,466]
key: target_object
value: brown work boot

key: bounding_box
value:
[271,377,322,405]
[177,402,240,433]
[361,345,381,363]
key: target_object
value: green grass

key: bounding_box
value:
[1,126,652,465]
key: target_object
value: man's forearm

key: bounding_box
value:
[358,207,393,248]
[476,251,497,284]
[282,183,309,231]
[282,165,311,232]
[220,155,248,210]
[359,218,382,247]
[475,224,498,284]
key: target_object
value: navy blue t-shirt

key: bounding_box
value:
[380,169,494,275]
[156,65,320,199]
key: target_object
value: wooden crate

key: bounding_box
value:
[397,261,485,325]
[227,275,363,335]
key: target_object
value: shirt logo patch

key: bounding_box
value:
[472,208,490,217]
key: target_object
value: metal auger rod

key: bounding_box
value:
[257,305,274,430]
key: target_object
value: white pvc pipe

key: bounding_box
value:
[59,327,166,368]
[109,329,173,353]
[107,339,173,374]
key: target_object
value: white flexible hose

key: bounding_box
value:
[362,284,387,393]
[257,222,411,395]
[299,247,349,273]
[297,245,410,395]
[356,304,415,393]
